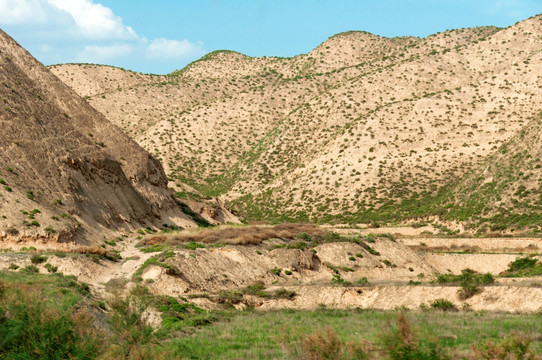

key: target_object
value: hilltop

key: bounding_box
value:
[51,15,542,231]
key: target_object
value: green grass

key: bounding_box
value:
[2,270,542,359]
[167,308,542,359]
[0,270,97,359]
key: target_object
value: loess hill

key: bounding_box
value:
[51,15,542,231]
[0,29,197,245]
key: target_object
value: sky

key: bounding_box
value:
[1,0,542,74]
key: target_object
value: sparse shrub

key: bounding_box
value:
[430,299,457,312]
[299,327,342,359]
[44,226,55,234]
[20,265,39,273]
[8,263,19,270]
[469,333,534,360]
[44,263,58,273]
[356,277,370,286]
[379,313,447,360]
[30,254,47,264]
[217,290,243,304]
[272,267,282,276]
[273,288,296,299]
[185,241,205,250]
[436,268,494,300]
[332,274,352,286]
[508,257,537,272]
[285,270,293,275]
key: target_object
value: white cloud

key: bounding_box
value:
[47,0,137,40]
[0,0,58,24]
[147,38,205,59]
[0,0,205,73]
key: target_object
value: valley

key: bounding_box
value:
[2,11,542,360]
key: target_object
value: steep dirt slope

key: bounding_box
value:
[51,16,542,228]
[0,29,196,245]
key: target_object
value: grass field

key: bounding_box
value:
[2,270,542,359]
[169,307,542,359]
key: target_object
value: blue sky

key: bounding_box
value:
[1,0,542,74]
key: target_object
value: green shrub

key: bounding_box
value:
[44,226,55,234]
[0,284,101,358]
[21,265,39,274]
[30,254,47,264]
[470,333,534,359]
[430,299,457,312]
[44,263,58,273]
[185,241,205,250]
[507,257,537,272]
[379,313,448,360]
[356,277,370,286]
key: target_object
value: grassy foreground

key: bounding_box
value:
[1,270,542,359]
[170,308,542,359]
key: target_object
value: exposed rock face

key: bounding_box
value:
[0,29,195,244]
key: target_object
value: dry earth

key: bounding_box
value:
[2,225,541,314]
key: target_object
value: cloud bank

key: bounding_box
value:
[0,0,205,73]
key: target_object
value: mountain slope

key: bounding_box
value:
[0,29,196,245]
[51,15,542,229]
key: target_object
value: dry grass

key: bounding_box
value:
[73,246,108,256]
[144,224,322,246]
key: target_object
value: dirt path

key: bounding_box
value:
[90,239,155,296]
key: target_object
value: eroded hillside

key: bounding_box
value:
[0,29,197,245]
[51,15,542,230]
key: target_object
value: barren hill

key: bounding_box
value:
[51,15,542,230]
[0,29,197,245]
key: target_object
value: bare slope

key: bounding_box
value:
[0,29,195,245]
[51,16,542,228]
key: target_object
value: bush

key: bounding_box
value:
[469,333,534,360]
[30,254,47,264]
[296,327,369,360]
[430,299,457,312]
[0,273,102,358]
[20,265,39,274]
[44,263,58,273]
[507,257,537,272]
[185,241,205,250]
[436,268,494,300]
[379,313,448,360]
